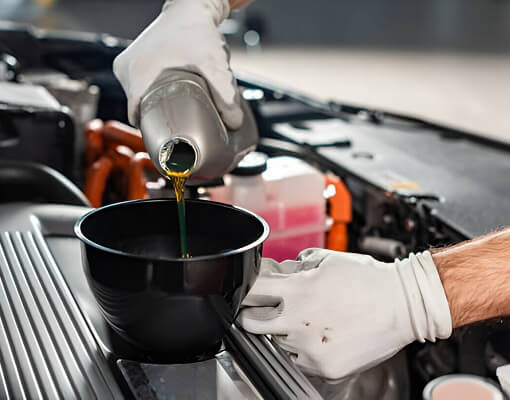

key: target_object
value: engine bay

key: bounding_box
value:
[1,23,510,399]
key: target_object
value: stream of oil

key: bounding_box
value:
[165,170,191,258]
[163,142,196,258]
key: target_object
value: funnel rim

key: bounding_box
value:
[74,198,270,262]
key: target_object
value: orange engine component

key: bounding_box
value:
[103,120,145,153]
[84,119,105,168]
[106,145,135,177]
[82,120,156,207]
[127,152,158,200]
[83,156,114,208]
[325,174,352,252]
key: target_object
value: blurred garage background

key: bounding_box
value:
[3,0,509,142]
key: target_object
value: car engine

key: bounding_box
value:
[1,24,510,399]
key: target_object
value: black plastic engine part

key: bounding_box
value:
[0,160,89,206]
[0,81,76,181]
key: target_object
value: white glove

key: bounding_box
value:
[113,0,243,129]
[238,249,452,381]
[497,364,510,397]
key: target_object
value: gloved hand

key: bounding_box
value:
[113,0,242,129]
[238,249,452,381]
[497,364,510,397]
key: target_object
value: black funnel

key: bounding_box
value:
[75,199,269,363]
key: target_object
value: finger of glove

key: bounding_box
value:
[239,304,282,322]
[292,352,323,379]
[242,274,290,306]
[112,52,128,89]
[199,40,243,130]
[272,335,299,355]
[112,51,138,125]
[293,352,348,383]
[238,307,288,335]
[260,258,304,275]
[242,292,282,307]
[126,97,140,127]
[206,68,243,130]
[296,248,332,269]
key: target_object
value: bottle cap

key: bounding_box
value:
[231,152,268,176]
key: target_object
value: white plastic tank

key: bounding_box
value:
[209,153,327,261]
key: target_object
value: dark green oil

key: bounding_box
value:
[167,173,189,258]
[176,196,188,258]
[164,141,196,259]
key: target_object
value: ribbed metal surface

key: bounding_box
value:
[0,231,122,400]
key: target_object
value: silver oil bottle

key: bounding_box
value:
[139,69,258,184]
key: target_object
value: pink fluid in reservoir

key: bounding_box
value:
[209,156,328,262]
[429,377,503,400]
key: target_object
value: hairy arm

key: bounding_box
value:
[433,227,510,328]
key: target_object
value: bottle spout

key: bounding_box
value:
[159,139,197,176]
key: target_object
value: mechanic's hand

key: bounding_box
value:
[113,0,242,129]
[238,249,452,381]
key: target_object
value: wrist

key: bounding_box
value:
[395,252,452,341]
[433,249,488,328]
[433,228,510,328]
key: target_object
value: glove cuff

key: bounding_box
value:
[396,251,452,342]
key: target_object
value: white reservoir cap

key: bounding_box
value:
[423,375,503,400]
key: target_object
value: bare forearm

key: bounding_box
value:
[433,227,510,328]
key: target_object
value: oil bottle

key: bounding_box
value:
[139,69,258,185]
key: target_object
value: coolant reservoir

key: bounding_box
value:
[209,153,327,261]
